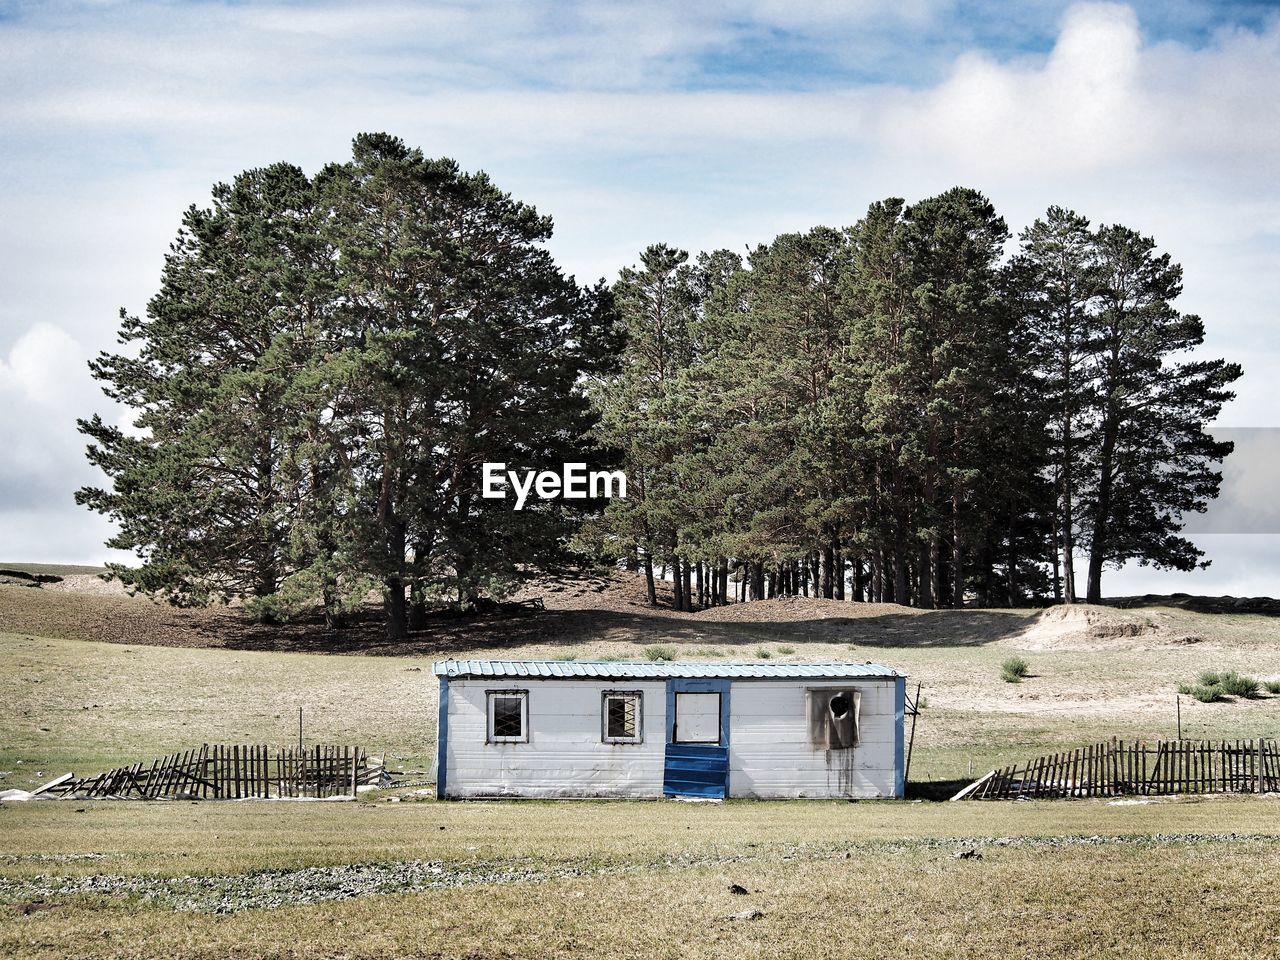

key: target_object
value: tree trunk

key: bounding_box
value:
[833,536,845,601]
[643,550,657,606]
[322,578,347,630]
[1049,524,1062,604]
[1006,531,1020,608]
[918,541,935,609]
[383,577,407,640]
[1086,417,1120,603]
[929,533,943,609]
[951,501,964,609]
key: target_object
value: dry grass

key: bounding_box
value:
[2,799,1280,959]
[7,588,1280,790]
[6,574,1280,958]
[4,848,1278,960]
[0,634,438,785]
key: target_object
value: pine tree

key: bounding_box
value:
[1010,207,1101,603]
[592,244,697,607]
[1081,225,1241,601]
[81,135,618,637]
[78,163,321,609]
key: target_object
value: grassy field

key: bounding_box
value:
[5,580,1280,957]
[2,798,1280,958]
[6,615,1280,789]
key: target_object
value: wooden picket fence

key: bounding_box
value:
[953,738,1280,800]
[41,744,382,800]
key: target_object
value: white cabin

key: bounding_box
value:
[434,660,905,800]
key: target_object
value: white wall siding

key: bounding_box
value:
[444,679,667,798]
[441,674,902,800]
[728,679,899,799]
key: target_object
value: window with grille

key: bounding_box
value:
[487,690,528,743]
[602,691,643,743]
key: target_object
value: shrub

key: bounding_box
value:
[243,593,292,625]
[1185,684,1226,703]
[756,647,772,659]
[644,645,677,662]
[777,645,796,655]
[1000,656,1029,683]
[1264,679,1280,694]
[1198,670,1260,698]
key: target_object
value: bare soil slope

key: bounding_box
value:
[2,569,1277,657]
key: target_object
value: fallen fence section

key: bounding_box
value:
[953,738,1280,801]
[41,744,384,800]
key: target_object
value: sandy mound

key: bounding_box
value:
[42,573,131,597]
[1009,604,1172,651]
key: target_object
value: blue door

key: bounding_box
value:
[663,678,730,798]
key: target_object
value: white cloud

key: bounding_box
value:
[0,0,1277,590]
[873,2,1280,175]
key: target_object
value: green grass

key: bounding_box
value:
[643,644,677,662]
[1178,670,1263,703]
[756,647,772,659]
[1198,670,1261,698]
[1265,679,1280,695]
[1000,655,1029,683]
[777,645,795,655]
[1180,683,1226,703]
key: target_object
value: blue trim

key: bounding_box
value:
[664,678,732,798]
[436,675,449,799]
[894,675,906,799]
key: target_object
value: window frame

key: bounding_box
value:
[486,689,529,744]
[600,689,644,744]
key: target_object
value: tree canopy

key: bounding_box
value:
[80,141,1241,631]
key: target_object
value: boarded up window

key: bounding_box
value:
[674,692,722,743]
[807,687,860,750]
[487,691,528,743]
[602,691,643,743]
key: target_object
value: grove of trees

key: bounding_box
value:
[78,135,1242,635]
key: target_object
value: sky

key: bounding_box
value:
[1,0,1278,596]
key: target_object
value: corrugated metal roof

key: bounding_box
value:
[432,659,903,680]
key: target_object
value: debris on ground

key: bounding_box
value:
[725,909,765,921]
[727,883,748,895]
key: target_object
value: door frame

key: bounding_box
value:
[666,678,731,747]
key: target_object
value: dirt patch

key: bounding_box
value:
[1009,605,1167,652]
[694,595,925,624]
